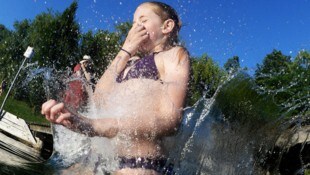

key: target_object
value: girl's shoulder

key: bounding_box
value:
[163,46,189,64]
[166,46,188,54]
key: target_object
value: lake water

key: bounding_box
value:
[0,73,309,175]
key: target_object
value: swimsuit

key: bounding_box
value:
[119,157,175,174]
[116,53,160,83]
[116,53,174,174]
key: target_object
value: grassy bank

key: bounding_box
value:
[0,91,48,124]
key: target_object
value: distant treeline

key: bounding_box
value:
[0,2,308,116]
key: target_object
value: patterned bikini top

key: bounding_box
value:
[116,53,159,83]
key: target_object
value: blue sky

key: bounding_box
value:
[0,0,310,73]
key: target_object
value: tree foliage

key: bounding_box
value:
[285,51,310,115]
[29,1,80,70]
[0,24,11,42]
[80,30,121,76]
[255,50,309,115]
[255,50,292,89]
[224,56,240,74]
[0,25,13,80]
[187,54,226,106]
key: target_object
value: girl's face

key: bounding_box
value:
[133,3,165,52]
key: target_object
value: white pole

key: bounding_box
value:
[0,47,34,118]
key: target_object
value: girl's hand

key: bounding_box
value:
[122,23,149,56]
[41,99,73,127]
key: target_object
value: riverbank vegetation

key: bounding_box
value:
[0,91,46,123]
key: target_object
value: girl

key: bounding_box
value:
[42,1,190,174]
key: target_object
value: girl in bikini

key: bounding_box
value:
[41,1,190,174]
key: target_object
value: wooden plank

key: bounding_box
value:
[29,124,52,134]
[0,132,43,162]
[0,110,37,145]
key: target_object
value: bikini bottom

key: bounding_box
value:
[119,156,175,175]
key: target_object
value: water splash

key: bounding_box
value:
[164,73,309,174]
[43,71,308,174]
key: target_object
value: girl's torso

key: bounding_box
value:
[93,49,176,158]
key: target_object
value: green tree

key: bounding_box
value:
[224,56,240,74]
[0,20,31,78]
[80,29,121,76]
[0,1,80,108]
[0,25,13,80]
[0,24,11,42]
[9,20,33,101]
[254,49,310,115]
[79,21,131,77]
[255,50,292,92]
[286,51,310,115]
[29,1,80,70]
[187,54,225,106]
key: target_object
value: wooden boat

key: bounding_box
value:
[0,110,53,163]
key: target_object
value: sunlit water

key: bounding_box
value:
[0,71,308,175]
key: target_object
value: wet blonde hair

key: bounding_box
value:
[143,1,182,46]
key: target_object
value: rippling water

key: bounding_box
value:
[0,73,309,175]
